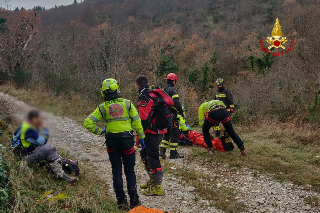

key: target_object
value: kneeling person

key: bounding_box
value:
[199,100,247,155]
[12,110,78,182]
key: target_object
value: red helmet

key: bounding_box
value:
[166,73,178,82]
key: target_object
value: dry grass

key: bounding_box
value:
[189,124,320,191]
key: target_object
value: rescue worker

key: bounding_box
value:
[160,73,184,159]
[136,75,170,196]
[199,100,247,156]
[84,78,145,210]
[12,110,78,182]
[214,78,235,138]
[178,107,190,134]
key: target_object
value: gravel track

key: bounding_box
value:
[0,92,220,213]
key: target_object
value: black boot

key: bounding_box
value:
[159,147,166,159]
[169,150,184,159]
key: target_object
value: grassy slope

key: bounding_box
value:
[1,84,320,210]
[0,86,119,212]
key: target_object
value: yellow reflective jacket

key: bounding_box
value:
[198,100,226,127]
[178,115,189,131]
[84,98,145,139]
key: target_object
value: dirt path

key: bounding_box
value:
[2,91,320,213]
[1,92,220,213]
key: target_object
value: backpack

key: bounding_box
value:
[11,125,22,148]
[61,158,81,176]
[148,89,174,130]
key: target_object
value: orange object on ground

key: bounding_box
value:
[129,206,171,213]
[187,130,209,148]
[187,130,234,151]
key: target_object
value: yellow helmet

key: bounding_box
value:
[101,78,119,98]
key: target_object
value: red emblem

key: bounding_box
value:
[108,104,124,118]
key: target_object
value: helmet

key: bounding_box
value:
[166,73,178,82]
[101,78,119,98]
[216,78,224,86]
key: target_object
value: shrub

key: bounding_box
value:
[12,67,31,87]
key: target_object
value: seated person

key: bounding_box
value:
[12,110,78,182]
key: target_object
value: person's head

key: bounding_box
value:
[136,75,149,90]
[216,78,224,90]
[101,78,120,100]
[27,110,43,128]
[166,73,178,85]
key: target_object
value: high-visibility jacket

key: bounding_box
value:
[18,121,49,153]
[84,98,145,139]
[214,87,234,111]
[198,100,226,127]
[178,115,189,131]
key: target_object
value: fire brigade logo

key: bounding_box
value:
[260,18,295,57]
[267,18,287,49]
[108,104,124,118]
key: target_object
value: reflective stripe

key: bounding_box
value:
[125,100,131,112]
[132,114,140,121]
[170,147,178,151]
[172,94,179,99]
[180,123,186,126]
[230,105,235,108]
[105,117,130,123]
[170,143,178,147]
[161,140,169,144]
[214,126,220,130]
[88,114,99,123]
[217,94,226,97]
[199,119,204,122]
[227,109,230,111]
[160,143,168,148]
[99,103,107,119]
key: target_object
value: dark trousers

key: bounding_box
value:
[202,108,245,151]
[140,133,162,170]
[161,118,180,151]
[106,137,139,207]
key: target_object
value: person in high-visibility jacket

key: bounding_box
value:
[199,100,247,156]
[84,78,145,210]
[11,110,78,182]
[178,107,190,133]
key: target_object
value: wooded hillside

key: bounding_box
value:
[1,0,319,125]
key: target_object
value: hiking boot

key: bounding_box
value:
[140,181,151,189]
[142,183,164,196]
[169,151,184,159]
[130,201,141,209]
[49,159,78,182]
[159,147,166,159]
[241,149,248,156]
[142,168,164,196]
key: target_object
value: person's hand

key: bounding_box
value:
[138,139,145,149]
[100,126,106,135]
[186,125,191,130]
[241,149,247,156]
[230,108,234,113]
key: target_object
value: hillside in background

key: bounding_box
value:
[1,0,320,125]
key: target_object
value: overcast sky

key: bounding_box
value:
[1,0,74,9]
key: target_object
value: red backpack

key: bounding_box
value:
[148,89,174,130]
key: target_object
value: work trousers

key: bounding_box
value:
[25,143,60,164]
[160,118,180,151]
[106,137,139,207]
[202,108,245,151]
[140,133,162,170]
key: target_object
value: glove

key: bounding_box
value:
[100,126,106,135]
[186,125,191,130]
[138,139,145,149]
[230,108,234,113]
